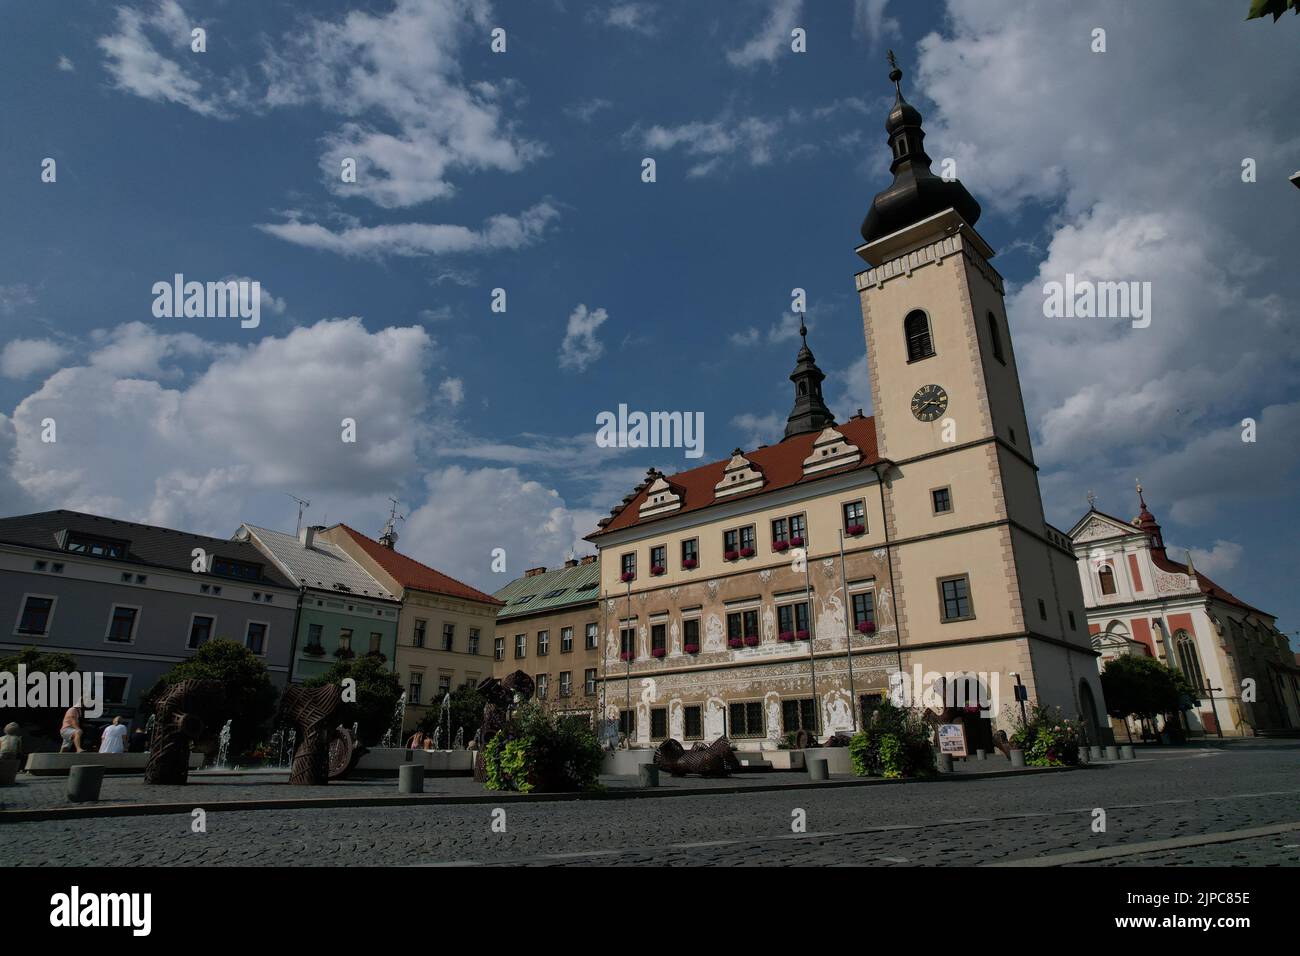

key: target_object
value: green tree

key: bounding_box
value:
[147,639,279,755]
[1099,655,1184,743]
[1247,0,1298,22]
[0,647,82,741]
[304,653,402,747]
[417,684,484,743]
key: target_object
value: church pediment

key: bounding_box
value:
[1069,511,1136,544]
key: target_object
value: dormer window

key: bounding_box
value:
[65,533,126,559]
[211,557,262,581]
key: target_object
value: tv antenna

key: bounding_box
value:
[380,497,405,549]
[288,493,311,536]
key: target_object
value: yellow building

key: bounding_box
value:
[585,60,1105,749]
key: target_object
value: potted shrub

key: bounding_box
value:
[846,524,865,536]
[778,630,795,642]
[727,636,743,649]
[682,558,698,570]
[620,571,635,583]
[739,546,755,558]
[723,550,740,561]
[795,629,809,641]
[650,565,665,576]
[684,643,700,654]
[856,620,876,634]
[772,539,790,552]
[744,634,760,647]
[790,535,804,547]
[651,647,667,658]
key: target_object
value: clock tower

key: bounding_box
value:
[853,54,1103,732]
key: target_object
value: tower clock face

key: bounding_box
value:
[910,384,948,422]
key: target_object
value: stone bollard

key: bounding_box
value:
[1009,748,1025,768]
[974,749,986,761]
[1077,747,1089,763]
[67,764,105,803]
[1105,745,1120,760]
[807,758,829,781]
[938,753,953,773]
[1089,745,1103,761]
[637,764,659,787]
[398,762,424,794]
[1119,745,1135,760]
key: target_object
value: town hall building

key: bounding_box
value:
[584,59,1105,750]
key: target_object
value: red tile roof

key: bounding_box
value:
[333,524,503,606]
[586,415,881,539]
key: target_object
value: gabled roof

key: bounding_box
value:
[238,525,397,601]
[0,509,295,589]
[331,524,503,606]
[495,560,601,621]
[586,415,881,539]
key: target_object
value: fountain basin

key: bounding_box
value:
[353,748,473,776]
[24,752,204,776]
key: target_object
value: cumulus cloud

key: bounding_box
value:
[56,56,75,72]
[727,0,803,69]
[558,304,609,372]
[0,339,70,380]
[597,3,660,36]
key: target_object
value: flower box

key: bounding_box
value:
[684,643,700,654]
[795,629,809,640]
[727,637,743,649]
[723,550,740,561]
[739,547,755,558]
[778,631,795,642]
[857,620,876,634]
[619,651,633,662]
[651,647,666,658]
[790,536,804,547]
[846,524,865,536]
[772,540,790,552]
[682,558,698,570]
[650,565,665,576]
[303,645,325,657]
[334,647,355,659]
[620,571,635,583]
[744,634,760,647]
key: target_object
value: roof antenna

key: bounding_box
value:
[380,497,405,550]
[287,493,311,536]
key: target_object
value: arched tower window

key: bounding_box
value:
[1175,630,1205,692]
[1098,565,1117,595]
[904,310,934,362]
[987,311,1005,364]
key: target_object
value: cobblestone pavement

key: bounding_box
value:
[2,744,1297,866]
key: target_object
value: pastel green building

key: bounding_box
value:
[236,524,400,680]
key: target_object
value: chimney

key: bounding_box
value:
[580,554,598,565]
[564,559,579,568]
[300,525,324,549]
[524,566,547,577]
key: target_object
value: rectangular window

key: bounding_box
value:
[619,709,636,738]
[369,632,382,654]
[16,596,54,635]
[683,618,700,651]
[102,675,129,705]
[585,622,599,649]
[536,674,549,699]
[584,668,597,696]
[681,538,698,567]
[494,637,505,661]
[782,698,819,734]
[468,628,480,655]
[851,592,875,631]
[245,621,268,655]
[650,707,668,740]
[789,513,807,544]
[442,622,455,651]
[939,575,973,622]
[338,628,353,651]
[438,674,451,697]
[777,602,810,635]
[537,630,550,656]
[649,545,666,573]
[651,623,666,655]
[514,634,526,658]
[772,517,788,545]
[843,500,866,533]
[107,606,138,643]
[738,525,756,553]
[413,619,427,648]
[723,528,738,556]
[728,701,765,738]
[408,672,423,706]
[559,671,572,697]
[561,627,574,653]
[189,615,215,649]
[620,626,635,659]
[1068,610,1077,631]
[683,705,703,740]
[65,533,125,559]
[620,552,636,580]
[726,612,742,643]
[932,487,952,514]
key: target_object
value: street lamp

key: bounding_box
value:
[1009,671,1028,727]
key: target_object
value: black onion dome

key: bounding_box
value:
[860,55,981,245]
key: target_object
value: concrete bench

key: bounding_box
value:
[23,752,204,776]
[352,748,474,775]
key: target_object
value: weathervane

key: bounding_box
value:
[1086,490,1097,510]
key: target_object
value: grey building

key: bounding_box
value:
[0,510,298,719]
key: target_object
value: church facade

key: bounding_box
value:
[584,61,1106,749]
[1068,489,1300,737]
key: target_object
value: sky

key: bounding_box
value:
[0,1,1296,646]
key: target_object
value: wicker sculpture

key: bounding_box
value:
[653,736,742,777]
[281,683,343,785]
[326,725,362,780]
[144,678,227,785]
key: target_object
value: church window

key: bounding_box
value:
[1098,565,1117,595]
[988,312,1006,364]
[938,575,974,622]
[904,310,935,362]
[1175,631,1206,692]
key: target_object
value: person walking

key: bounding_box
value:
[59,707,84,753]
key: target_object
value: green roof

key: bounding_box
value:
[494,560,602,620]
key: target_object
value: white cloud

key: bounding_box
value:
[638,115,782,178]
[0,339,70,380]
[853,0,899,47]
[0,284,37,314]
[1180,540,1244,578]
[87,321,222,379]
[56,56,75,72]
[558,304,609,372]
[600,3,659,35]
[565,98,613,124]
[256,202,559,259]
[438,377,465,406]
[731,412,784,447]
[727,0,803,69]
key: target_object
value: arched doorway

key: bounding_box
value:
[1079,680,1102,745]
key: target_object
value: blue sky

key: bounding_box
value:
[0,1,1296,646]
